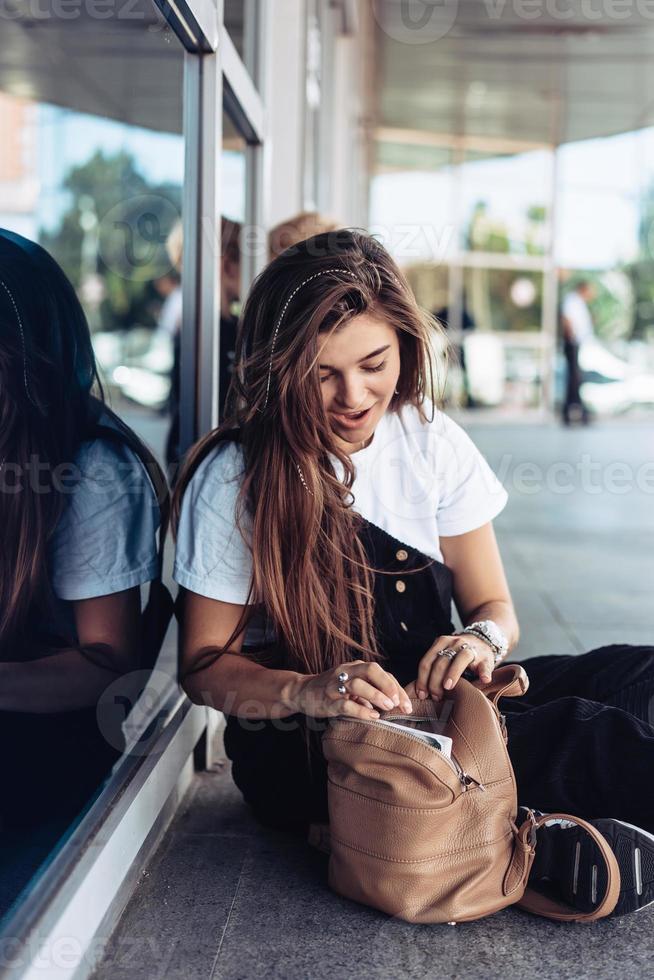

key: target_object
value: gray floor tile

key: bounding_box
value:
[546,590,653,628]
[174,765,261,839]
[91,829,251,980]
[510,623,581,661]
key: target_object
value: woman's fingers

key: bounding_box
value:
[357,662,412,712]
[350,695,375,711]
[330,697,380,719]
[440,649,491,695]
[334,662,412,713]
[417,636,498,701]
[345,677,397,712]
[347,675,412,714]
[427,648,475,700]
[403,680,419,700]
[416,638,461,698]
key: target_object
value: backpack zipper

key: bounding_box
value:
[338,716,485,792]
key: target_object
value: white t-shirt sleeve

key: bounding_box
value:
[173,441,255,604]
[433,414,508,537]
[47,437,160,601]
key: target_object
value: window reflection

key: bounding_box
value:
[0,8,183,924]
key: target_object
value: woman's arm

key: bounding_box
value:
[179,589,308,720]
[0,587,142,713]
[179,589,412,719]
[414,522,520,700]
[439,521,520,651]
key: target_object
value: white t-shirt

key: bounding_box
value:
[173,401,508,642]
[562,291,594,344]
[41,410,160,648]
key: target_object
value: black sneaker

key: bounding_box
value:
[517,807,654,917]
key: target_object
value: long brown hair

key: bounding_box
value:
[173,229,448,685]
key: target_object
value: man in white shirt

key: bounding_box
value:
[561,281,595,425]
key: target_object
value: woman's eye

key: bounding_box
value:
[320,360,386,383]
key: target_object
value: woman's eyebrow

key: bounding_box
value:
[319,344,390,369]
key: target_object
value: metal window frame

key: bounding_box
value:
[179,0,265,443]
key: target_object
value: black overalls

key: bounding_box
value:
[224,518,654,836]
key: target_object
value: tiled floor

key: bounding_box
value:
[91,417,654,980]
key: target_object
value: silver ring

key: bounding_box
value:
[337,684,347,695]
[338,671,349,682]
[437,649,457,661]
[337,670,349,696]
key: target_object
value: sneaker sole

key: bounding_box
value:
[532,816,654,917]
[592,819,654,917]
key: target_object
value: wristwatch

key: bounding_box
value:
[458,620,509,666]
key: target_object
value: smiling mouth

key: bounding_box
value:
[331,405,373,424]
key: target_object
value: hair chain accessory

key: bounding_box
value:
[295,461,314,496]
[0,279,37,406]
[260,268,359,412]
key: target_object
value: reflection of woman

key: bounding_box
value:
[0,229,162,830]
[173,231,654,918]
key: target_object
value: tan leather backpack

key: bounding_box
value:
[311,664,620,924]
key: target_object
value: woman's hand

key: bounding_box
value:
[293,660,413,719]
[415,634,495,701]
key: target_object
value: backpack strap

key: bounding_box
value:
[475,663,530,707]
[514,811,621,922]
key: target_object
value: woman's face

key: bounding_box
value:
[318,312,401,454]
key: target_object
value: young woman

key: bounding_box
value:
[0,228,165,832]
[173,230,654,917]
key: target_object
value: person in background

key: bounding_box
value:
[164,217,242,475]
[217,218,242,418]
[561,280,596,426]
[434,294,477,408]
[267,211,342,262]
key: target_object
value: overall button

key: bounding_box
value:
[396,549,408,561]
[395,580,406,593]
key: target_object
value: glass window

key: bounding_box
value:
[460,149,552,257]
[369,140,456,264]
[455,267,545,409]
[0,8,184,925]
[555,132,639,271]
[463,267,543,333]
[404,262,449,318]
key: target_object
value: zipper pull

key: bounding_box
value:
[461,772,486,792]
